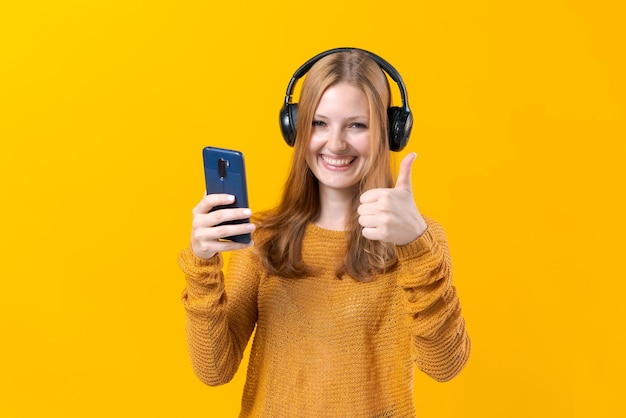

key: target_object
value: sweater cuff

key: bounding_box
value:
[178,247,223,274]
[395,226,436,261]
[178,247,225,296]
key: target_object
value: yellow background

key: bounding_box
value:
[1,0,624,417]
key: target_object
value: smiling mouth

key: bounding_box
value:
[321,155,356,167]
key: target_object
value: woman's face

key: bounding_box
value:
[306,82,372,196]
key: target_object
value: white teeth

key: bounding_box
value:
[322,155,354,166]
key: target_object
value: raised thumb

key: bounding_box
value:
[394,152,416,191]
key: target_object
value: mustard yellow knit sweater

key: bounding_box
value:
[179,217,470,417]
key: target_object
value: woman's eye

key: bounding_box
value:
[312,120,326,127]
[350,122,368,129]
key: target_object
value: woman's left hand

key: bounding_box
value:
[358,152,427,246]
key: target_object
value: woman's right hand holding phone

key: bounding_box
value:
[190,194,255,260]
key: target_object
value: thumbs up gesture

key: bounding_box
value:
[358,152,427,245]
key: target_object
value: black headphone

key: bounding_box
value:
[279,47,413,152]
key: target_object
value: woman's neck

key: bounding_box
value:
[314,186,355,231]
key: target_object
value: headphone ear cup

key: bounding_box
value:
[279,103,299,147]
[387,106,413,152]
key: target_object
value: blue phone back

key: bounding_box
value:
[202,147,250,243]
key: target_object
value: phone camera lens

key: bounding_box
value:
[218,158,227,179]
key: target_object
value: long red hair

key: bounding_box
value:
[256,50,398,281]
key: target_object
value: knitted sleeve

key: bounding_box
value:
[395,217,471,382]
[178,246,260,386]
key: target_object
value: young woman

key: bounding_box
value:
[179,48,471,417]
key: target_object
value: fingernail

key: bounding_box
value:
[243,208,252,216]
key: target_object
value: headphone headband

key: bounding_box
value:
[284,48,410,111]
[279,47,413,151]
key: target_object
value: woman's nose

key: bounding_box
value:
[326,128,347,152]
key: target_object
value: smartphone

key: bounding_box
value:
[202,146,251,244]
